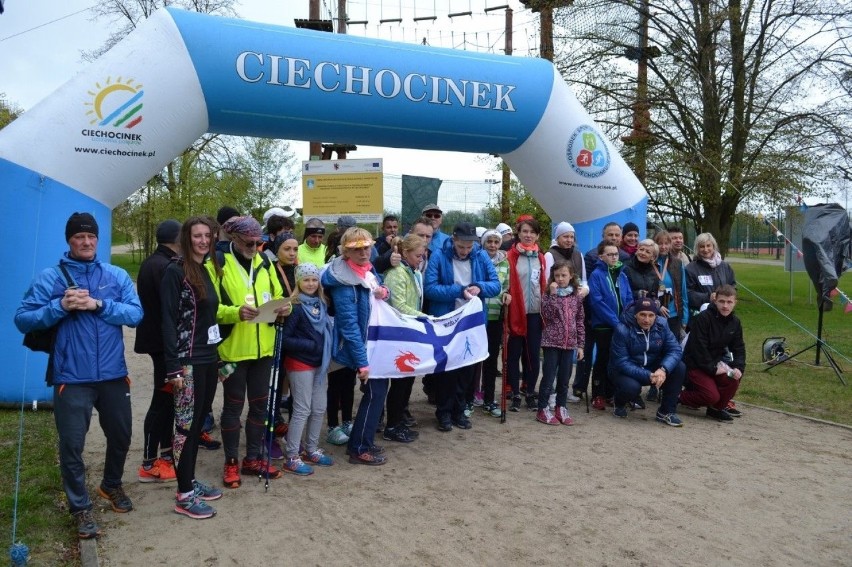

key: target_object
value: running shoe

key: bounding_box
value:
[509,396,522,412]
[283,457,314,476]
[656,411,684,427]
[137,457,176,483]
[348,452,387,466]
[198,431,222,451]
[241,457,282,479]
[302,449,334,467]
[383,426,416,443]
[97,484,133,513]
[592,396,607,410]
[192,479,223,501]
[725,400,742,417]
[566,392,581,404]
[222,458,241,489]
[74,509,101,539]
[613,406,628,419]
[174,494,216,519]
[326,425,349,446]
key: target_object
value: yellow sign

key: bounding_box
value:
[301,158,383,223]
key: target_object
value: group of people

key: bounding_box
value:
[14,205,746,540]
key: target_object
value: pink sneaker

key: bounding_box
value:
[536,407,560,425]
[555,406,574,425]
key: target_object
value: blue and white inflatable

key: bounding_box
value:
[0,8,646,405]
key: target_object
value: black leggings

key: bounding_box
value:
[143,353,173,462]
[175,362,217,494]
[326,367,356,428]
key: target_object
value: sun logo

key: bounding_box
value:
[85,77,144,129]
[394,351,420,373]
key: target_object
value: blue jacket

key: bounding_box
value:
[428,230,450,257]
[281,303,324,368]
[321,256,383,370]
[15,253,143,384]
[423,238,500,316]
[609,301,683,381]
[588,259,633,328]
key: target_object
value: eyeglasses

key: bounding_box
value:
[424,213,442,218]
[238,237,263,248]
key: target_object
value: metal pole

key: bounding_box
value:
[500,8,513,223]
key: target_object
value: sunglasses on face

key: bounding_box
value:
[424,213,442,218]
[238,237,263,248]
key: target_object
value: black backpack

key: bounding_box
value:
[22,264,77,353]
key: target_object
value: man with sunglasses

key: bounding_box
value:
[208,216,292,488]
[422,204,449,256]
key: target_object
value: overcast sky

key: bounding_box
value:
[0,0,539,183]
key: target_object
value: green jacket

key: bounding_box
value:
[384,263,425,316]
[206,252,284,362]
[484,250,509,321]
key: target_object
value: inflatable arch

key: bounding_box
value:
[0,8,646,405]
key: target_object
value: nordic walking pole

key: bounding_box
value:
[500,304,509,424]
[263,319,285,490]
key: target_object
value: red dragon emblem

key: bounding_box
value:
[394,351,420,372]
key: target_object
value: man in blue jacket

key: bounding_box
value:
[608,297,686,427]
[424,221,499,432]
[15,212,143,539]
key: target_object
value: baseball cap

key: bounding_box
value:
[452,221,478,241]
[422,203,442,214]
[495,222,513,236]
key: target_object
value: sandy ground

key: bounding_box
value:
[81,328,852,566]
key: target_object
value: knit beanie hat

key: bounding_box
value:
[216,206,241,226]
[554,222,575,239]
[634,297,659,315]
[622,222,640,236]
[65,212,98,241]
[155,219,181,244]
[481,229,501,245]
[296,263,321,281]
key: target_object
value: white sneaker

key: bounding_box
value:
[567,393,581,403]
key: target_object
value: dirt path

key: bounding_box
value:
[83,328,852,566]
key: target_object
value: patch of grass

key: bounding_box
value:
[111,253,142,280]
[731,263,852,425]
[0,409,79,566]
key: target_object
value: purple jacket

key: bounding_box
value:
[540,293,585,350]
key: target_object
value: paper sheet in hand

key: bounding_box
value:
[254,299,291,323]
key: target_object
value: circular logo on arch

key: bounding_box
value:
[566,125,610,178]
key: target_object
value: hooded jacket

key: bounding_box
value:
[588,258,634,328]
[609,300,683,381]
[321,255,384,370]
[15,253,142,384]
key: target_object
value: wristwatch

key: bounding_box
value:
[94,299,103,312]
